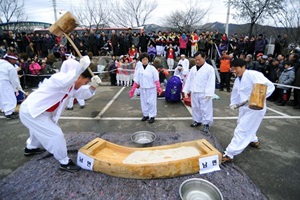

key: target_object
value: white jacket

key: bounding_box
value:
[183,62,215,97]
[230,70,275,106]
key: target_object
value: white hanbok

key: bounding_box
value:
[20,59,95,165]
[183,62,215,125]
[0,59,21,115]
[134,64,159,118]
[225,70,275,159]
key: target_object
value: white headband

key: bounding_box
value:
[4,54,18,60]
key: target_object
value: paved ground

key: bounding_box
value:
[0,84,300,200]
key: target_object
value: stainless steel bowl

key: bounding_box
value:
[179,178,223,200]
[131,131,156,147]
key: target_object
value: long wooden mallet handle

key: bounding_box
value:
[63,33,94,76]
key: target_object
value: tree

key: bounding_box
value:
[273,0,300,44]
[0,0,27,31]
[110,0,158,28]
[228,0,284,37]
[162,0,210,33]
[72,0,111,32]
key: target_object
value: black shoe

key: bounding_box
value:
[65,107,73,110]
[191,121,202,127]
[227,89,231,93]
[203,124,210,133]
[5,112,19,119]
[80,105,85,109]
[149,117,155,123]
[141,116,149,121]
[219,89,224,91]
[59,159,81,172]
[24,147,46,156]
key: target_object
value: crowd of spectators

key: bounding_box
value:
[1,28,299,108]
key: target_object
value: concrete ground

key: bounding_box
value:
[0,85,299,200]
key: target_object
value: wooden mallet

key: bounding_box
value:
[49,11,94,76]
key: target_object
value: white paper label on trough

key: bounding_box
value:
[77,152,94,171]
[199,155,220,174]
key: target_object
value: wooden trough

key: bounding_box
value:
[77,138,221,179]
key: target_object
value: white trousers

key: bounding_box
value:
[140,87,157,118]
[191,45,197,57]
[19,100,70,165]
[167,58,174,70]
[225,106,266,159]
[191,92,213,125]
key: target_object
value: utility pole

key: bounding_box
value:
[52,0,57,22]
[225,0,231,36]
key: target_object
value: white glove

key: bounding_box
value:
[230,104,238,110]
[91,75,102,88]
[80,56,91,70]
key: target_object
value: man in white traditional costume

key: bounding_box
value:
[0,53,23,119]
[129,53,162,123]
[19,56,102,172]
[222,58,275,163]
[183,51,215,133]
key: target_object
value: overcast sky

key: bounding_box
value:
[23,0,235,25]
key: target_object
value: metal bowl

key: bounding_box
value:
[131,131,156,147]
[179,178,223,200]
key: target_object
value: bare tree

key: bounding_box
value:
[273,0,300,44]
[0,0,27,31]
[72,0,111,32]
[162,0,211,33]
[111,0,158,28]
[228,0,284,37]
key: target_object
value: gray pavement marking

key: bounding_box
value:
[266,107,290,116]
[96,86,126,119]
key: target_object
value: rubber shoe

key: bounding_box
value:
[249,142,261,149]
[5,112,19,119]
[65,107,73,110]
[191,121,202,127]
[24,148,46,156]
[203,124,210,133]
[222,154,233,163]
[141,116,149,121]
[59,159,81,172]
[149,117,155,123]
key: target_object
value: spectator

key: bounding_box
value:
[179,32,188,56]
[158,65,169,86]
[110,30,119,56]
[276,60,295,106]
[267,59,281,101]
[139,32,150,53]
[222,58,275,163]
[219,50,232,92]
[129,53,162,123]
[155,31,166,56]
[107,55,117,86]
[165,43,177,70]
[289,53,300,108]
[190,31,199,57]
[26,42,35,58]
[147,44,157,62]
[183,51,215,133]
[254,34,266,56]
